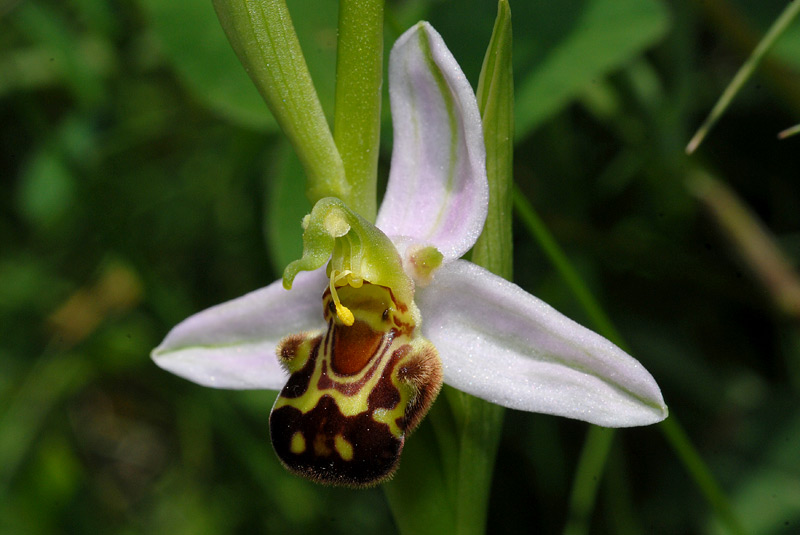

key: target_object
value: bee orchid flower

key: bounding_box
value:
[152,22,667,487]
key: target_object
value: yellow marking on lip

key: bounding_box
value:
[290,432,306,454]
[273,341,421,435]
[372,408,399,436]
[273,284,428,434]
[372,388,407,438]
[334,435,354,461]
[272,336,390,417]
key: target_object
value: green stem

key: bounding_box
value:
[604,445,645,535]
[513,188,747,535]
[333,0,384,221]
[213,0,348,205]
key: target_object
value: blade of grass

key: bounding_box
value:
[686,0,800,154]
[659,417,747,535]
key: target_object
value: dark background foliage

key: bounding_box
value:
[2,0,799,533]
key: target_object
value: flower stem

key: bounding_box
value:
[333,0,384,222]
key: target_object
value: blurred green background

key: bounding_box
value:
[2,0,800,533]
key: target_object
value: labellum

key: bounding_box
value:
[272,198,443,486]
[270,283,442,486]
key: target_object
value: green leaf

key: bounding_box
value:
[213,0,348,206]
[773,21,800,70]
[473,0,514,280]
[513,0,670,139]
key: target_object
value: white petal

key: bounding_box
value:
[152,268,327,389]
[377,22,488,262]
[417,261,668,427]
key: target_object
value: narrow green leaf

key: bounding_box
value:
[473,0,513,280]
[660,418,748,535]
[563,428,615,535]
[213,0,349,205]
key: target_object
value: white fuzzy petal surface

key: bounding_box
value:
[418,260,668,427]
[152,268,327,390]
